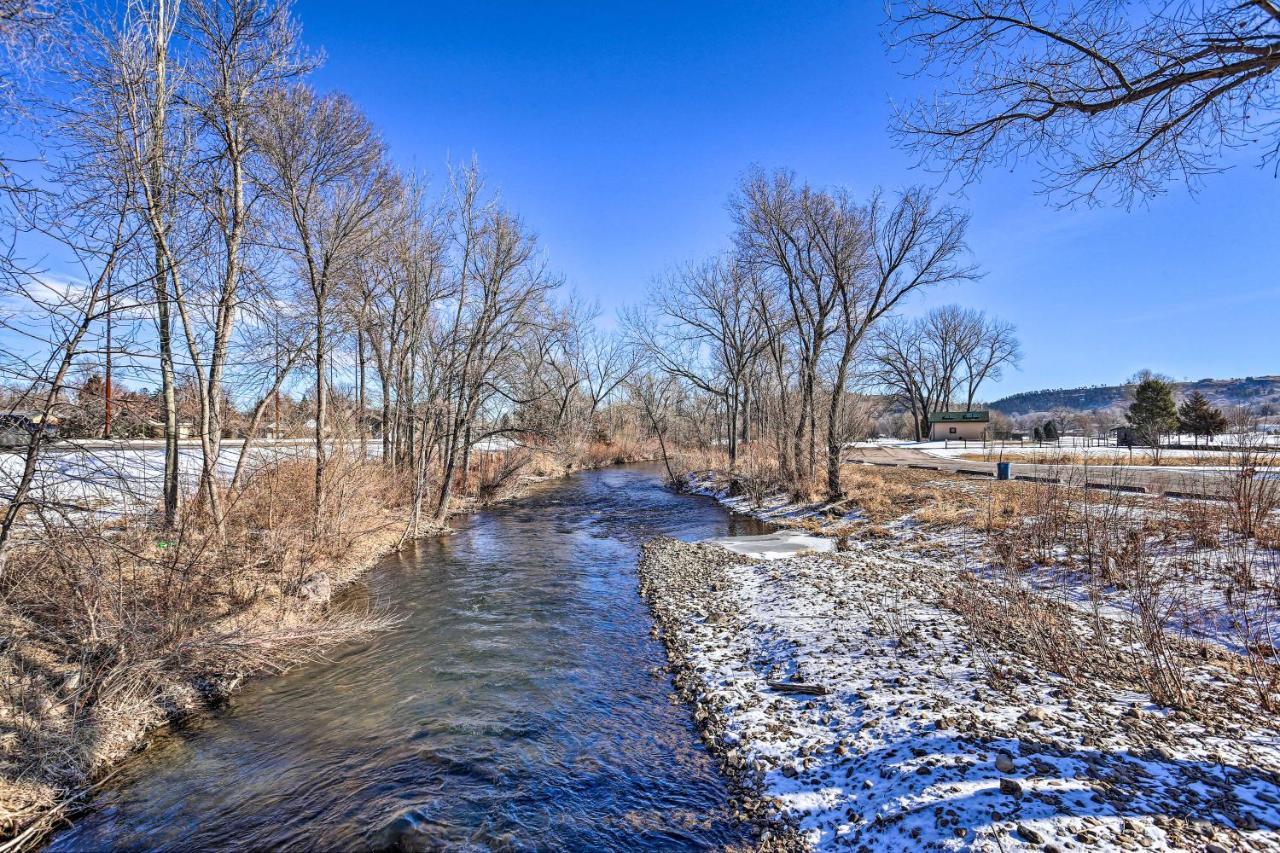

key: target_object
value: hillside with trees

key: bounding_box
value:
[991,376,1280,418]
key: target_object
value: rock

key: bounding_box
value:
[1022,706,1049,722]
[299,571,333,605]
[1016,823,1043,843]
[1000,777,1023,797]
[995,751,1016,773]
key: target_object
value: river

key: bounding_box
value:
[47,465,769,851]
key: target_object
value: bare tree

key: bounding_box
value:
[892,0,1280,203]
[431,163,557,525]
[872,304,1017,439]
[627,257,766,471]
[257,84,396,534]
[733,169,842,485]
[177,0,308,531]
[958,310,1020,409]
[71,0,188,525]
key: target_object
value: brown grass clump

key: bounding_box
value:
[0,453,409,847]
[837,465,947,523]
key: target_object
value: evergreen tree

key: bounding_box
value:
[1127,377,1178,460]
[1033,425,1044,443]
[1043,419,1059,443]
[1177,391,1227,446]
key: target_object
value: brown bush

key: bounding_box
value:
[0,453,407,845]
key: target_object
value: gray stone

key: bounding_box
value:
[299,571,333,604]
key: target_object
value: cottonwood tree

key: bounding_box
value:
[176,0,308,530]
[627,257,767,471]
[257,84,396,533]
[824,189,977,494]
[957,310,1020,409]
[892,0,1280,204]
[732,170,843,484]
[872,304,1018,440]
[69,0,189,525]
[430,164,558,525]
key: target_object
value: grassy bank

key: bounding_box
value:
[0,436,657,850]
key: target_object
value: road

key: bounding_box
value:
[845,444,1238,499]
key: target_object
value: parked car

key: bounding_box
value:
[0,413,59,448]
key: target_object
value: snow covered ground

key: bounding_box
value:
[640,470,1280,850]
[0,439,366,519]
[641,535,1280,852]
[686,471,1280,660]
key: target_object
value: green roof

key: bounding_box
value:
[930,410,990,423]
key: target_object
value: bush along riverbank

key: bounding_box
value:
[0,438,657,851]
[636,470,1280,851]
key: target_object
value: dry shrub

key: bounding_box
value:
[471,448,532,502]
[951,571,1091,684]
[1173,494,1226,548]
[0,452,407,845]
[1224,440,1280,539]
[913,492,978,528]
[838,464,943,523]
[669,447,730,489]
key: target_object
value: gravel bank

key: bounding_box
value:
[638,536,1280,851]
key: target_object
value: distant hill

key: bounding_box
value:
[989,376,1280,418]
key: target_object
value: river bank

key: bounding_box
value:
[636,469,1280,851]
[0,444,657,851]
[38,465,758,851]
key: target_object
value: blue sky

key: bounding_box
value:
[46,1,1280,399]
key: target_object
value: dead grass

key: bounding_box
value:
[0,453,410,847]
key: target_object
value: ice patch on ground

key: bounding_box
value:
[704,531,835,559]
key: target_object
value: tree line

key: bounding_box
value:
[626,169,1020,498]
[0,1,650,558]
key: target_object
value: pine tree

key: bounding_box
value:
[1127,377,1178,461]
[1043,419,1059,443]
[1177,391,1227,446]
[1033,425,1044,443]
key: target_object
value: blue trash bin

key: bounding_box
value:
[997,462,1011,481]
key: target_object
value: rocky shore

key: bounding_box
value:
[638,535,1280,851]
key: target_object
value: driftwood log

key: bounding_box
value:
[766,680,829,696]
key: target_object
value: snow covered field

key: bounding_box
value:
[0,439,366,519]
[688,470,1279,659]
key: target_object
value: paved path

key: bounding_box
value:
[846,445,1236,499]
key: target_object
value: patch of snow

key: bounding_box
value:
[704,531,835,560]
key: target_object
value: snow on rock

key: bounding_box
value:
[638,537,1280,852]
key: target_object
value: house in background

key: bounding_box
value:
[928,410,990,442]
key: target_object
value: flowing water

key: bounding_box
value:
[47,465,770,851]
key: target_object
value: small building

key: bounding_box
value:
[1110,425,1141,447]
[143,419,193,440]
[928,410,990,442]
